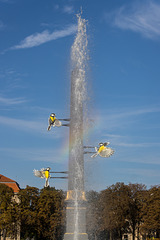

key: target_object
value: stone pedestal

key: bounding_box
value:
[64,191,88,240]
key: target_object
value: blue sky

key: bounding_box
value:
[0,0,160,191]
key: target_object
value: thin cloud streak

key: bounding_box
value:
[0,116,42,131]
[0,115,64,139]
[0,147,65,163]
[106,1,160,40]
[106,106,160,120]
[11,24,77,50]
[99,105,160,128]
[0,96,26,105]
[91,106,160,149]
[116,142,160,148]
[103,133,160,148]
[63,5,74,14]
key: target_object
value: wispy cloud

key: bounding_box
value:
[63,5,74,14]
[0,68,27,90]
[10,24,77,50]
[105,0,160,40]
[0,148,66,163]
[0,147,66,163]
[116,142,160,148]
[0,116,41,131]
[102,133,160,148]
[0,115,64,139]
[90,105,160,149]
[106,106,160,121]
[53,4,74,14]
[0,96,26,105]
[95,105,160,133]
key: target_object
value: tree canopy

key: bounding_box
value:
[0,183,159,240]
[140,185,160,238]
[18,186,65,240]
[0,183,17,240]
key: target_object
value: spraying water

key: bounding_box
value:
[70,13,88,189]
[64,13,89,240]
[71,14,88,104]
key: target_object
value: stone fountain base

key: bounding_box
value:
[64,233,88,240]
[64,191,88,240]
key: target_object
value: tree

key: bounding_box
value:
[99,182,130,240]
[0,183,16,240]
[99,183,146,240]
[140,185,160,239]
[36,187,65,240]
[18,185,65,240]
[126,183,146,240]
[18,185,40,240]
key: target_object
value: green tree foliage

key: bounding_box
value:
[99,182,131,240]
[126,183,146,240]
[1,182,159,240]
[36,187,65,240]
[18,185,39,239]
[0,183,18,240]
[18,186,65,240]
[140,185,160,238]
[97,183,146,240]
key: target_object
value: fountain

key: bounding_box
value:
[63,14,89,240]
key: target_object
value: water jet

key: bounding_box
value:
[63,14,89,240]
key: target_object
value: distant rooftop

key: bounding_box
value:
[0,174,20,193]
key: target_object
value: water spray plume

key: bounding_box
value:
[64,13,89,240]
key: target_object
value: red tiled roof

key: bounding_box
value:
[0,174,20,193]
[0,174,15,182]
